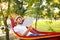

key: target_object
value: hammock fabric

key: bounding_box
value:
[10,18,60,40]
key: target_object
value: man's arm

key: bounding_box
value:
[16,32,22,36]
[22,26,32,36]
[16,28,31,36]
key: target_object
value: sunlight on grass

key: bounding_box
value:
[32,20,60,32]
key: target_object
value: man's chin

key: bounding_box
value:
[19,22,23,24]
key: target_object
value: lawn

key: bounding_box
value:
[0,34,19,40]
[32,20,60,32]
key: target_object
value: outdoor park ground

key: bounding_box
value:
[33,20,60,32]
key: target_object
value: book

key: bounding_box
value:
[22,17,34,27]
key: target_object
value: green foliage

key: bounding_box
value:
[1,0,7,2]
[1,27,4,30]
[11,0,27,17]
[51,3,60,9]
[10,0,60,19]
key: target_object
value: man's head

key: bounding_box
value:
[15,16,24,24]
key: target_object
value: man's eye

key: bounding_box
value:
[19,19,20,20]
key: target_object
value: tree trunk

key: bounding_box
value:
[5,27,9,40]
[35,17,37,29]
[35,13,38,29]
[4,0,10,40]
[4,16,9,40]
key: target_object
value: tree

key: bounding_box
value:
[0,0,10,40]
[22,0,60,30]
[0,0,60,40]
[11,0,27,17]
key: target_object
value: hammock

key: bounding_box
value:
[10,18,60,40]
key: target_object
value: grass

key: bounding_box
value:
[0,36,6,40]
[32,20,60,32]
[0,34,19,40]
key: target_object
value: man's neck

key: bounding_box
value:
[17,23,22,25]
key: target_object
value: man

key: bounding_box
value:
[13,16,39,36]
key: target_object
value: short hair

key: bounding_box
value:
[14,16,22,22]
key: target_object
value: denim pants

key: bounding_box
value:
[29,34,39,36]
[29,34,48,40]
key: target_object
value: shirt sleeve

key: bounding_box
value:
[13,25,28,35]
[14,27,20,32]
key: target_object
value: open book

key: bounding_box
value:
[22,17,34,27]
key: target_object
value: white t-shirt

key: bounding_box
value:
[13,24,32,36]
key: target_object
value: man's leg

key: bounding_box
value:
[29,34,39,36]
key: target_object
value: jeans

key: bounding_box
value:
[29,34,39,36]
[29,34,48,40]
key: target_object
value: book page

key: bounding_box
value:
[22,17,34,27]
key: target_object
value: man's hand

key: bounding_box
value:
[22,26,32,36]
[28,26,32,31]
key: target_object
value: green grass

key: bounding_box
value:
[0,34,19,40]
[0,36,6,40]
[32,20,60,32]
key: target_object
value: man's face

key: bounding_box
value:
[16,18,23,24]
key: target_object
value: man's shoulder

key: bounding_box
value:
[14,25,26,29]
[14,25,20,28]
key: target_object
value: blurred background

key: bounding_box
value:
[0,0,60,40]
